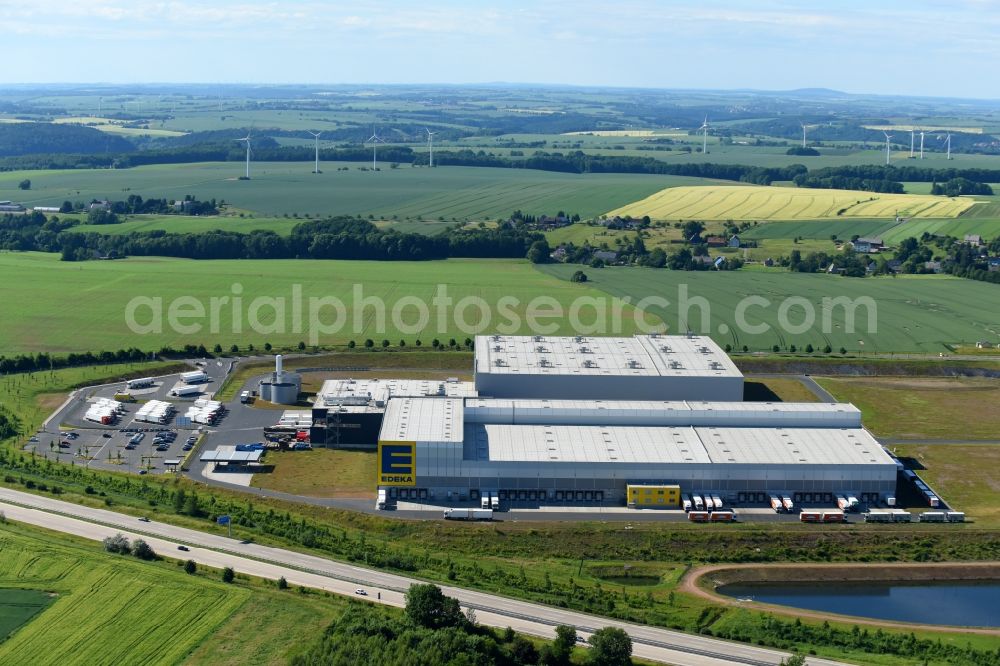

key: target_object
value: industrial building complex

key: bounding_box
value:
[358,334,900,510]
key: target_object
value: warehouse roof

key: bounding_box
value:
[380,398,464,442]
[316,378,476,408]
[465,398,860,427]
[474,334,742,378]
[464,425,891,466]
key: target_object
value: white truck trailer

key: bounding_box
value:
[181,370,209,384]
[443,508,493,521]
[127,377,154,390]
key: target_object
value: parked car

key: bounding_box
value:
[101,433,113,438]
[354,589,367,596]
[177,545,189,551]
[138,517,150,522]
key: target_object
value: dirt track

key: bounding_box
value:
[680,561,1000,635]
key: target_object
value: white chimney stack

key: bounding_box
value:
[275,354,283,376]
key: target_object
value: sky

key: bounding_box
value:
[3,0,1000,98]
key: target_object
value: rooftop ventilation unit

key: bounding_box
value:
[659,345,673,353]
[493,345,502,352]
[626,359,642,369]
[536,345,548,353]
[669,360,683,369]
[494,359,506,367]
[709,361,722,370]
[533,335,544,342]
[492,334,502,341]
[699,346,711,353]
[539,358,551,368]
[578,346,591,354]
[574,335,585,343]
[582,359,596,368]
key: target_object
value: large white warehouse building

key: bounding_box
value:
[474,334,743,401]
[376,397,897,505]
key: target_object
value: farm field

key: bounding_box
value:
[741,219,901,241]
[61,213,457,237]
[607,184,979,221]
[0,589,54,642]
[816,377,1000,440]
[0,253,654,354]
[0,161,690,221]
[740,216,1000,247]
[541,264,1000,353]
[0,523,248,665]
[0,522,352,666]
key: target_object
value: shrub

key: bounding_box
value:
[103,533,131,554]
[222,567,235,583]
[131,539,157,561]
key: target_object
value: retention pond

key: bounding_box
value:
[719,581,1000,627]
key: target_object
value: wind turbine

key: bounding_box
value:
[882,131,893,165]
[235,131,252,179]
[919,129,925,159]
[365,129,386,171]
[940,133,952,160]
[700,117,710,154]
[425,128,437,167]
[308,131,322,173]
[909,129,915,158]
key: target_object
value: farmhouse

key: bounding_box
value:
[0,201,25,213]
[964,234,983,247]
[728,235,741,248]
[593,250,618,263]
[705,236,726,247]
[852,237,884,253]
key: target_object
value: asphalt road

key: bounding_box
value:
[0,487,851,666]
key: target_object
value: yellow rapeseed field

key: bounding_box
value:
[607,185,977,221]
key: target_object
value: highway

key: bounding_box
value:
[0,487,851,666]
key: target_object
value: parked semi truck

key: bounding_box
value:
[443,508,493,521]
[769,495,783,512]
[127,377,154,390]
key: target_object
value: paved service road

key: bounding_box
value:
[0,488,851,666]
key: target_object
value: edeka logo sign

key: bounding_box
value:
[378,441,416,486]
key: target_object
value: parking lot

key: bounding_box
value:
[30,360,232,476]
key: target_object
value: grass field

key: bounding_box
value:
[0,162,689,222]
[744,377,820,403]
[0,253,654,354]
[251,448,376,499]
[891,444,1000,527]
[0,589,54,642]
[541,264,1000,353]
[608,185,978,221]
[816,377,1000,439]
[0,522,353,666]
[0,523,248,665]
[741,219,901,240]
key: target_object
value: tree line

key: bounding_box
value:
[0,123,133,158]
[51,217,542,262]
[291,583,633,666]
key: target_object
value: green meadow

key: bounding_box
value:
[541,264,1000,353]
[0,161,685,221]
[0,253,652,354]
